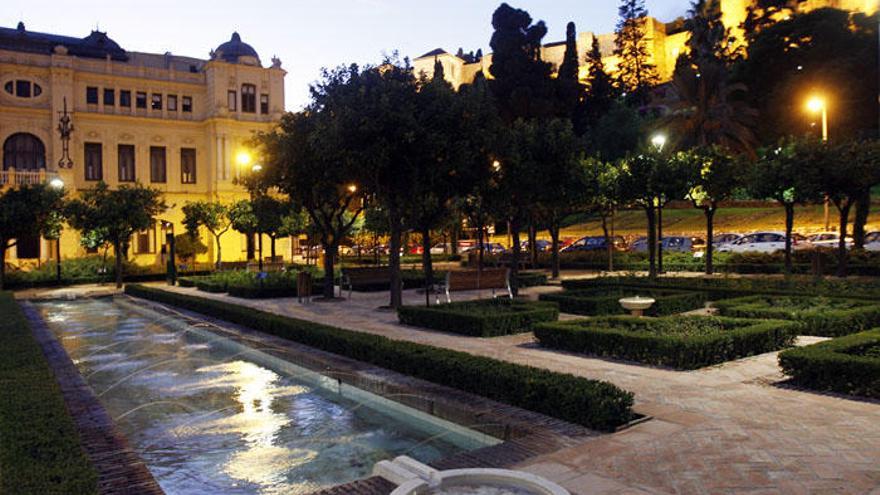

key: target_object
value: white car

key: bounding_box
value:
[864,232,880,252]
[716,231,809,254]
[807,232,853,249]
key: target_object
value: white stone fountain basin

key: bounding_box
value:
[619,296,656,317]
[376,457,569,495]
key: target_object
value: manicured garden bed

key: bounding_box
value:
[397,299,559,337]
[534,315,799,370]
[539,288,706,317]
[0,292,97,494]
[562,276,880,301]
[182,270,322,299]
[714,295,880,337]
[125,284,633,431]
[779,329,880,398]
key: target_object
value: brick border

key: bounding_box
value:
[21,302,165,495]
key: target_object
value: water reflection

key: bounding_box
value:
[37,299,478,495]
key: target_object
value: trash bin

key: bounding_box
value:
[297,271,313,303]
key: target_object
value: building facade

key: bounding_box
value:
[0,24,287,268]
[413,0,878,88]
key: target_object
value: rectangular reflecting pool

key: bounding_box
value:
[37,298,498,494]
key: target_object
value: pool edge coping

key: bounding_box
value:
[21,301,166,495]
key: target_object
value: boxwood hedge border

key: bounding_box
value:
[714,295,880,337]
[539,288,706,317]
[124,284,634,431]
[779,329,880,398]
[534,315,799,370]
[397,299,559,337]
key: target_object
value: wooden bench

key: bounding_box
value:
[341,267,392,299]
[440,268,512,304]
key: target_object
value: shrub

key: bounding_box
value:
[398,299,559,337]
[714,296,880,337]
[0,293,97,494]
[515,271,549,287]
[562,276,880,301]
[125,285,633,431]
[540,288,706,317]
[534,315,799,370]
[779,329,880,398]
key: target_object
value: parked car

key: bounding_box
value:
[807,232,853,249]
[631,236,703,253]
[561,235,627,253]
[519,239,552,252]
[461,243,507,255]
[865,232,880,252]
[716,231,810,254]
[713,233,743,247]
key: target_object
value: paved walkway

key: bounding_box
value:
[99,283,880,493]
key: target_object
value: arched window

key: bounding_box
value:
[3,133,46,171]
[241,84,256,113]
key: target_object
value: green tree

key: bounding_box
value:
[577,37,618,136]
[66,182,165,288]
[818,140,880,277]
[617,153,662,277]
[254,101,365,299]
[0,184,66,289]
[587,102,643,161]
[228,199,259,262]
[488,3,555,121]
[614,0,659,104]
[588,158,624,271]
[182,201,232,269]
[174,233,208,263]
[556,22,585,120]
[749,138,824,273]
[682,146,746,274]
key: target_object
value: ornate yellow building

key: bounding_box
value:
[414,0,878,88]
[0,24,287,268]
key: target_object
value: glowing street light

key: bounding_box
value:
[805,95,828,143]
[347,184,358,193]
[48,177,65,189]
[236,150,253,168]
[651,133,667,152]
[251,164,263,173]
[492,160,502,172]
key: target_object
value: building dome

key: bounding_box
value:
[212,32,260,66]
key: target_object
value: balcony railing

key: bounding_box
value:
[0,169,58,187]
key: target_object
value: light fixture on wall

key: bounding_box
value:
[56,97,74,169]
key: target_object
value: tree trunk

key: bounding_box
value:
[528,222,538,268]
[549,223,561,279]
[783,203,795,275]
[451,224,459,255]
[601,215,613,272]
[421,227,433,307]
[645,206,657,278]
[657,204,664,274]
[322,243,337,299]
[477,219,485,273]
[0,244,6,291]
[510,219,522,297]
[836,202,852,278]
[853,189,871,249]
[270,235,277,261]
[705,207,716,275]
[214,235,223,270]
[258,233,264,272]
[114,239,124,289]
[388,209,403,309]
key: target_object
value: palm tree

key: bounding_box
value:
[663,0,757,157]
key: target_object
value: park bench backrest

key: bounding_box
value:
[343,267,392,285]
[446,268,510,292]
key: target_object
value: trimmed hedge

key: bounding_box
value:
[534,315,799,370]
[0,293,98,494]
[397,299,559,337]
[516,271,549,288]
[125,284,633,431]
[779,329,880,398]
[714,296,880,337]
[540,288,706,317]
[562,276,880,301]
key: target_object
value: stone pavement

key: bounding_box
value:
[140,283,880,494]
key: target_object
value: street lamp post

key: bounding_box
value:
[162,221,177,286]
[806,96,831,229]
[49,177,64,284]
[651,134,667,274]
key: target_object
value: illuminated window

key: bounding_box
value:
[84,143,102,181]
[180,148,196,184]
[260,94,269,114]
[182,96,192,112]
[118,144,135,182]
[151,94,163,110]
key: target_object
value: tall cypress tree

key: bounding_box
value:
[556,21,585,119]
[576,36,618,135]
[614,0,659,104]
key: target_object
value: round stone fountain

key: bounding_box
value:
[618,296,656,317]
[375,456,569,495]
